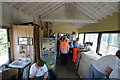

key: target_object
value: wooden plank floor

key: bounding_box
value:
[55,54,79,78]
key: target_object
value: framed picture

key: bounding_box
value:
[18,37,33,45]
[49,29,54,37]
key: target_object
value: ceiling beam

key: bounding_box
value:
[19,3,32,11]
[70,3,97,20]
[33,2,61,18]
[77,3,101,20]
[51,25,81,28]
[104,2,118,12]
[41,3,65,18]
[46,9,65,19]
[24,3,45,14]
[67,3,90,19]
[83,2,104,18]
[71,8,85,19]
[94,2,108,17]
[75,23,88,28]
[67,5,80,19]
[89,2,112,16]
[41,19,97,23]
[44,3,65,18]
[31,3,56,17]
[97,3,112,16]
[9,2,17,7]
[44,5,65,19]
[39,3,62,18]
[52,9,65,18]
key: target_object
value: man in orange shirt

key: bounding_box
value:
[72,38,79,63]
[60,36,69,65]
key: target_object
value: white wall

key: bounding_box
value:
[2,2,34,25]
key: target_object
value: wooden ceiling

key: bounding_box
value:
[6,2,119,27]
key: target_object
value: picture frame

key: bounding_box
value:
[18,37,33,45]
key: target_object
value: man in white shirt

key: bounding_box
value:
[86,50,120,79]
[29,59,48,80]
[109,60,120,79]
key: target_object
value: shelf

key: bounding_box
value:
[42,56,55,60]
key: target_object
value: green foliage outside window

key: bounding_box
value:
[0,29,8,56]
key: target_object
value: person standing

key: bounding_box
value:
[72,38,79,63]
[86,50,120,79]
[69,39,74,55]
[73,38,79,48]
[57,36,63,59]
[60,36,69,65]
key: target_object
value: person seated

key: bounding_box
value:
[86,50,120,79]
[29,59,48,80]
[83,42,93,52]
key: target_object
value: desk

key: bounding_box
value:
[77,51,101,78]
[9,63,31,79]
[75,49,82,71]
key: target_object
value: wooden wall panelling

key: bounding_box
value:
[0,72,2,79]
[0,26,11,29]
[11,25,34,62]
[9,27,14,61]
[39,28,42,58]
[13,26,19,59]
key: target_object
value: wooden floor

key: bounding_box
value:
[55,54,79,78]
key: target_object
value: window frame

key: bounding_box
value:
[78,33,85,44]
[84,33,99,52]
[81,31,119,55]
[99,33,120,56]
[0,28,11,67]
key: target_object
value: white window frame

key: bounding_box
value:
[85,33,99,53]
[100,33,119,56]
[0,28,9,66]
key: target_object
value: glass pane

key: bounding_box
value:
[0,44,9,65]
[85,33,98,52]
[85,34,91,42]
[100,33,109,56]
[107,33,119,55]
[18,37,32,45]
[107,45,119,55]
[102,34,109,43]
[79,33,84,44]
[109,33,120,47]
[0,29,8,44]
[0,29,9,66]
[118,34,120,48]
[100,33,120,56]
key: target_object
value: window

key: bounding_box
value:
[60,34,64,36]
[0,29,9,66]
[85,33,98,52]
[79,33,84,44]
[73,34,78,40]
[100,33,119,56]
[99,34,109,56]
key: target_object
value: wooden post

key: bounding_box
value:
[33,25,40,62]
[96,33,102,53]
